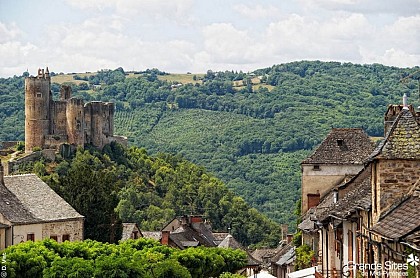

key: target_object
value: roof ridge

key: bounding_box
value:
[368,110,406,161]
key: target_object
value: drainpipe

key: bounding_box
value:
[325,227,329,276]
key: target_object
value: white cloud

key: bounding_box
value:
[0,1,419,77]
[0,22,22,43]
[299,0,420,16]
[65,0,195,24]
[233,4,280,19]
[201,23,256,64]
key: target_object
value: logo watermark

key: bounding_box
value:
[342,254,418,277]
[1,252,6,278]
[408,253,419,267]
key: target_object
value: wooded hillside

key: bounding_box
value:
[1,61,418,227]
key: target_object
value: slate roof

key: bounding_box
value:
[275,245,295,266]
[142,231,162,241]
[298,208,317,233]
[218,234,243,249]
[213,232,230,245]
[369,109,420,160]
[169,224,217,249]
[371,179,420,240]
[302,128,375,164]
[0,182,40,224]
[121,223,142,240]
[311,166,371,223]
[3,174,83,222]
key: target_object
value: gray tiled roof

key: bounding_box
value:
[218,234,243,249]
[170,224,217,249]
[142,231,162,241]
[315,167,371,222]
[302,128,375,164]
[371,179,420,240]
[121,223,142,240]
[0,182,40,224]
[369,109,420,160]
[276,246,295,266]
[213,232,230,245]
[4,174,83,222]
[371,196,420,240]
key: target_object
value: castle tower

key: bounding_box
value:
[25,68,51,152]
[66,98,85,147]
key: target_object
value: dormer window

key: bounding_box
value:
[313,165,320,171]
[337,139,344,146]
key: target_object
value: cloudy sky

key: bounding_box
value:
[0,0,419,77]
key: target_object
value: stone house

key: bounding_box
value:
[299,103,420,278]
[121,223,143,241]
[0,164,84,250]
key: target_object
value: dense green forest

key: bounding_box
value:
[1,61,419,227]
[2,238,247,278]
[31,143,280,247]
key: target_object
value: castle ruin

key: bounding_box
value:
[25,67,127,152]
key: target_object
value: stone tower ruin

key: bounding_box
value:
[24,67,127,153]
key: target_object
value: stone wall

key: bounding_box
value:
[42,219,84,242]
[6,150,56,175]
[375,159,420,219]
[25,75,51,152]
[25,68,125,152]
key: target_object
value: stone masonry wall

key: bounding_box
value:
[42,219,84,242]
[377,159,420,216]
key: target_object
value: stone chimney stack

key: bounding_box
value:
[403,93,408,110]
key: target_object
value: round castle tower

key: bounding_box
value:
[25,68,51,152]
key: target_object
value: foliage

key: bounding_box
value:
[2,238,246,278]
[295,244,315,270]
[40,142,280,247]
[1,62,419,228]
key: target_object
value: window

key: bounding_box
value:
[36,92,42,98]
[313,165,320,171]
[50,235,58,241]
[337,139,344,146]
[27,233,35,241]
[62,234,70,242]
[132,231,139,239]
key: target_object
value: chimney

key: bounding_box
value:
[307,192,321,210]
[281,224,288,241]
[190,216,203,223]
[286,234,293,244]
[161,230,170,245]
[403,93,409,110]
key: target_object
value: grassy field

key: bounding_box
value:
[157,73,205,84]
[51,72,275,93]
[51,73,93,85]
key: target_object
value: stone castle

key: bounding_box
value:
[25,67,126,152]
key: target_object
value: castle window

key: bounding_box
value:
[36,92,42,98]
[50,235,58,241]
[62,234,70,241]
[337,139,344,146]
[313,165,320,171]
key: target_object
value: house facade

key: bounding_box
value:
[0,165,84,250]
[299,103,420,278]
